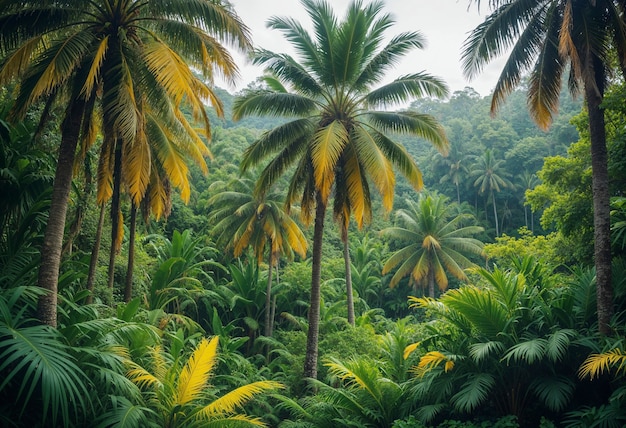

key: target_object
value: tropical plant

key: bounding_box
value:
[232,0,448,379]
[146,229,224,316]
[208,176,307,337]
[127,335,283,427]
[407,259,590,425]
[0,286,91,427]
[462,0,626,334]
[0,0,252,326]
[278,355,412,427]
[382,192,485,298]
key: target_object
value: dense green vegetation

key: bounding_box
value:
[2,0,626,427]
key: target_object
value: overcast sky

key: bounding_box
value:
[220,0,505,97]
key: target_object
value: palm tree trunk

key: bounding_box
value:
[492,191,499,236]
[264,249,274,337]
[107,141,123,289]
[123,203,137,302]
[86,203,106,304]
[304,192,326,380]
[342,221,355,326]
[37,100,85,327]
[270,265,279,333]
[584,64,613,335]
[428,268,435,298]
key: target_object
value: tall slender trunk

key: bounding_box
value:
[264,248,274,337]
[37,100,85,327]
[107,141,123,289]
[428,268,435,298]
[124,203,137,302]
[86,203,106,304]
[492,191,499,236]
[342,221,355,326]
[270,265,279,333]
[584,61,613,335]
[304,193,326,380]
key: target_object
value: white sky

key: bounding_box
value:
[221,0,505,97]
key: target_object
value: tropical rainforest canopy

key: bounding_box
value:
[1,0,626,427]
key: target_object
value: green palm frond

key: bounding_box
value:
[0,322,91,426]
[450,372,495,413]
[529,375,575,412]
[469,340,506,363]
[366,73,449,107]
[503,337,548,365]
[233,90,317,120]
[94,395,157,428]
[442,287,510,338]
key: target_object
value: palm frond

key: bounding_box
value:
[0,323,90,425]
[579,349,626,380]
[450,373,495,413]
[175,336,219,406]
[196,380,283,419]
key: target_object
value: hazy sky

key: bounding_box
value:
[221,0,505,97]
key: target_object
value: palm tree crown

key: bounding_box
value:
[383,192,485,298]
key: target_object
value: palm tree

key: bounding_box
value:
[0,0,251,326]
[469,149,513,236]
[208,177,308,337]
[232,0,448,379]
[462,0,626,334]
[382,193,485,298]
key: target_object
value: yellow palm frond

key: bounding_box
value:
[312,121,348,202]
[196,381,283,419]
[143,42,196,109]
[0,37,41,86]
[148,169,169,220]
[114,210,124,253]
[414,351,448,378]
[96,139,114,204]
[124,133,151,205]
[579,349,626,380]
[558,2,581,78]
[128,363,163,391]
[81,36,108,97]
[175,336,219,406]
[158,140,190,202]
[403,342,420,360]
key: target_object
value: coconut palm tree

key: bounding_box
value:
[462,0,626,334]
[0,0,251,326]
[469,149,513,236]
[382,193,485,298]
[208,177,308,337]
[232,0,448,379]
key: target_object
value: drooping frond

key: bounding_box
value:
[312,120,348,202]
